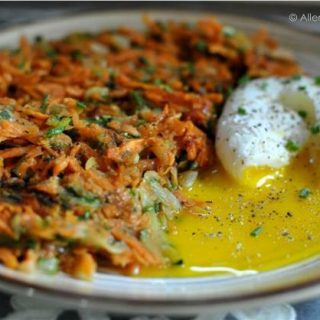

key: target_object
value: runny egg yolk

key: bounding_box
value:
[140,143,320,278]
[240,166,283,188]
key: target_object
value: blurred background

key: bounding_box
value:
[0,1,319,34]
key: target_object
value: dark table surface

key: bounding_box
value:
[0,2,319,320]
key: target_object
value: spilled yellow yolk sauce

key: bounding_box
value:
[140,147,320,277]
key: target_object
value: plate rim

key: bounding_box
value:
[0,9,320,315]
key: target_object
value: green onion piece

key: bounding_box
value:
[315,76,320,86]
[250,226,263,237]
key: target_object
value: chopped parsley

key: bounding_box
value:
[46,48,58,60]
[143,202,161,213]
[259,82,268,90]
[78,211,91,221]
[237,107,247,115]
[40,94,49,113]
[238,75,251,86]
[130,90,147,109]
[86,115,112,127]
[310,124,320,134]
[250,226,263,237]
[291,75,302,81]
[298,110,307,118]
[46,126,66,138]
[0,109,12,120]
[299,188,311,199]
[70,49,84,60]
[315,76,320,86]
[46,115,71,128]
[154,79,173,93]
[76,101,87,110]
[285,140,299,152]
[194,40,208,53]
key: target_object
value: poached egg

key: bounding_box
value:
[216,76,320,186]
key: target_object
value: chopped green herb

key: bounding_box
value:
[128,188,136,197]
[144,64,156,74]
[70,49,84,60]
[78,211,91,221]
[17,60,26,70]
[157,21,168,31]
[46,126,66,138]
[11,48,21,55]
[154,79,173,93]
[194,40,208,53]
[143,202,161,213]
[130,90,147,109]
[298,110,307,118]
[173,259,184,266]
[237,107,247,115]
[46,115,71,128]
[46,48,58,59]
[315,76,320,86]
[86,115,112,127]
[250,226,263,237]
[225,87,233,97]
[38,257,59,275]
[259,82,268,90]
[40,94,49,113]
[238,75,251,86]
[291,74,301,80]
[62,186,101,209]
[85,86,109,101]
[299,188,311,199]
[25,238,37,249]
[292,75,302,81]
[34,35,43,43]
[310,124,320,134]
[76,101,87,110]
[285,140,299,152]
[0,109,12,120]
[298,86,306,91]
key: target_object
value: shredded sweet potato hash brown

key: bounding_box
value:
[0,17,300,280]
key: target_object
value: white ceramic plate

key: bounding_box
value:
[0,10,320,316]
